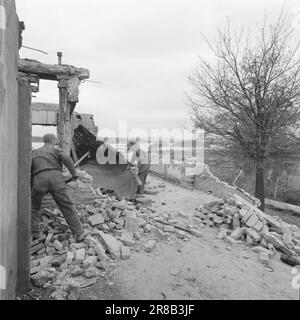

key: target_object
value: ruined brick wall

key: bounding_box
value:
[0,0,19,300]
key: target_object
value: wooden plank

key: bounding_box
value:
[18,58,90,81]
[64,101,74,155]
[265,198,300,216]
[17,75,31,295]
[0,0,19,300]
[58,81,68,152]
[75,151,90,167]
[57,80,74,155]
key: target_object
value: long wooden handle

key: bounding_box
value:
[75,151,90,167]
[129,167,143,186]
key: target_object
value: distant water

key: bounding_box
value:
[32,142,203,165]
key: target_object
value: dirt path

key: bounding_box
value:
[82,175,299,300]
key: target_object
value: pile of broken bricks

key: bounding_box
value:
[29,171,300,300]
[29,177,186,300]
[193,194,300,267]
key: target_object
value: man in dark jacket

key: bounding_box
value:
[31,134,88,242]
[127,139,151,195]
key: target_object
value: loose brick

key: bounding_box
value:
[293,231,300,241]
[38,256,52,267]
[245,214,259,228]
[125,217,139,233]
[31,243,45,255]
[246,234,254,245]
[293,238,300,247]
[245,228,261,242]
[37,248,46,256]
[224,205,239,216]
[106,209,120,220]
[70,242,86,250]
[241,211,253,223]
[84,266,98,279]
[231,227,245,240]
[94,244,108,262]
[83,256,98,268]
[282,233,294,249]
[68,281,81,300]
[66,252,75,265]
[75,248,86,263]
[120,232,135,247]
[46,247,56,255]
[97,231,122,259]
[225,235,241,245]
[232,214,240,229]
[259,252,270,265]
[293,245,300,255]
[144,240,157,253]
[45,233,54,246]
[264,233,295,256]
[252,246,271,255]
[108,222,117,230]
[121,246,131,260]
[214,216,224,225]
[88,214,104,226]
[53,240,64,251]
[217,229,230,240]
[251,220,263,233]
[239,207,250,218]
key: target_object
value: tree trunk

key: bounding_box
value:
[255,160,265,212]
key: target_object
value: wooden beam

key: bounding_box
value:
[0,0,19,300]
[265,198,300,216]
[57,79,74,155]
[58,80,68,151]
[17,75,32,296]
[18,59,90,81]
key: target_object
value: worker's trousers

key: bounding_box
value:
[137,164,151,194]
[31,172,83,236]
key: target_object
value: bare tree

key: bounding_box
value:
[187,12,300,211]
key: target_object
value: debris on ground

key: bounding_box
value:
[28,170,300,300]
[193,194,300,266]
[28,171,181,300]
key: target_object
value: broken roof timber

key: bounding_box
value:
[18,58,90,81]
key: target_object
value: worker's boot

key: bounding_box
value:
[75,229,89,243]
[114,192,125,201]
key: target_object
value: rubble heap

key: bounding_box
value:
[28,170,300,300]
[194,194,300,265]
[29,172,175,300]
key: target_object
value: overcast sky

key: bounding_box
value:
[16,0,300,138]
